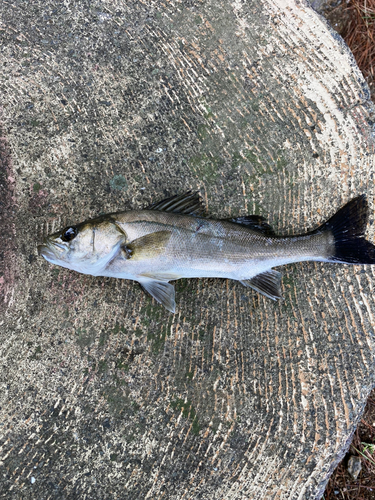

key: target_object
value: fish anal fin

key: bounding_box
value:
[123,230,171,260]
[229,215,275,235]
[139,279,176,313]
[240,269,282,301]
[147,191,205,215]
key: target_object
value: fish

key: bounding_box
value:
[38,192,375,313]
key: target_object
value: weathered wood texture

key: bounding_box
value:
[1,0,375,498]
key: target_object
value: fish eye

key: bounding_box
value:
[61,226,78,242]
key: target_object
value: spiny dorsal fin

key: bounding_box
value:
[229,215,275,236]
[139,279,176,313]
[121,230,171,261]
[146,191,205,215]
[240,270,282,300]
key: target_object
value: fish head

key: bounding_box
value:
[38,216,127,275]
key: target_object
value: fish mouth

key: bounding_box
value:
[38,239,64,262]
[37,244,56,262]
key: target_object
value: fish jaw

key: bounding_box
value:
[38,243,54,261]
[38,238,81,273]
[38,216,128,276]
[38,237,125,276]
[38,238,68,265]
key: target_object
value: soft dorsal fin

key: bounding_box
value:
[121,230,171,261]
[240,270,282,300]
[228,215,275,235]
[146,191,205,215]
[139,279,176,313]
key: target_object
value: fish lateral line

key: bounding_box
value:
[38,192,375,312]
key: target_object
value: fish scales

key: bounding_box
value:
[38,192,375,312]
[113,214,332,275]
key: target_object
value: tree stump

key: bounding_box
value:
[1,0,375,498]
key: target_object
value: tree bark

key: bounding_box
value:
[1,0,375,498]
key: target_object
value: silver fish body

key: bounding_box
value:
[105,210,333,279]
[38,192,375,312]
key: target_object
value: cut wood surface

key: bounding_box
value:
[1,0,375,498]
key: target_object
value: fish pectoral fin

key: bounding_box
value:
[122,230,172,260]
[139,279,176,313]
[240,270,282,301]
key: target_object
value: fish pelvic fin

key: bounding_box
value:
[139,271,181,281]
[314,195,375,264]
[240,270,282,301]
[139,279,176,313]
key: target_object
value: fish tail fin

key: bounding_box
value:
[317,195,375,264]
